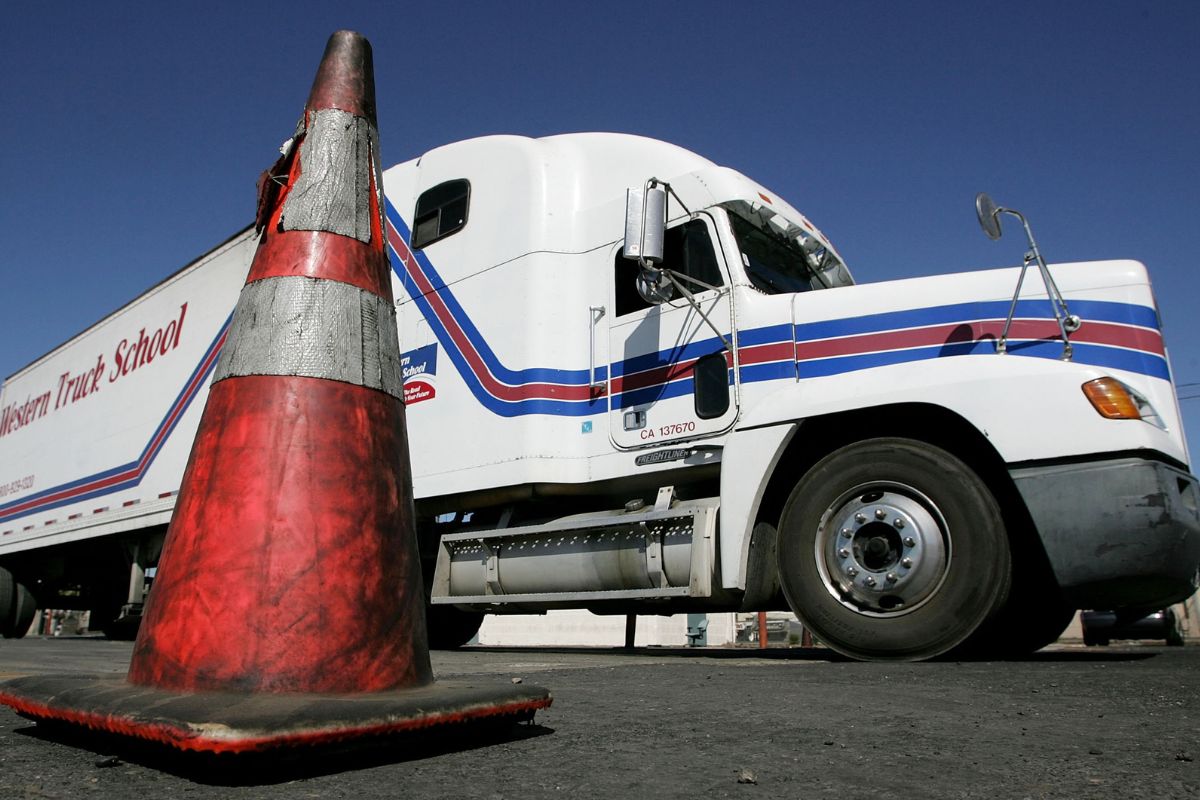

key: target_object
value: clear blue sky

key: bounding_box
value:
[2,1,1198,461]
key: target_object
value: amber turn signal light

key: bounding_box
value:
[1082,377,1141,420]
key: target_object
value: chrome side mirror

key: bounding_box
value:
[624,185,666,264]
[975,192,1002,240]
[624,183,671,304]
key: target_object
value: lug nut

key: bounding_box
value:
[838,548,850,558]
[901,558,913,568]
[847,567,859,577]
[865,576,877,587]
[841,528,853,538]
[886,572,898,583]
[904,537,916,547]
[895,519,906,530]
[854,513,866,524]
[875,508,887,520]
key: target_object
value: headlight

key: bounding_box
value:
[1082,377,1166,430]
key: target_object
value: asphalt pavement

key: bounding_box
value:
[0,637,1196,799]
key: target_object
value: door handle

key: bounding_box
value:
[589,305,606,392]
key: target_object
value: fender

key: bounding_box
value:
[718,422,797,591]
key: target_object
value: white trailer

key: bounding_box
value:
[2,133,1197,659]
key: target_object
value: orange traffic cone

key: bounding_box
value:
[0,30,549,756]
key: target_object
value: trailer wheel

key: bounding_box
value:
[777,438,1011,661]
[0,567,37,639]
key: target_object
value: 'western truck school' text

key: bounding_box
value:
[0,304,188,439]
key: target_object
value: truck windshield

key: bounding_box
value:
[724,203,852,294]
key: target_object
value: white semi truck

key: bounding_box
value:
[1,133,1197,660]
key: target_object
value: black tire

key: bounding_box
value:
[978,602,1075,658]
[100,613,142,641]
[0,567,37,639]
[420,548,485,649]
[89,584,139,641]
[777,438,1011,661]
[426,604,485,649]
[955,582,1075,659]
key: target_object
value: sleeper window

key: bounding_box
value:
[412,179,470,249]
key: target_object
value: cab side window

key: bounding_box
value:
[615,219,723,316]
[412,179,470,249]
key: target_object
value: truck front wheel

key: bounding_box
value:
[777,438,1011,661]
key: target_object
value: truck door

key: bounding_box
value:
[608,213,738,449]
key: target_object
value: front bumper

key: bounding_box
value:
[1011,457,1200,609]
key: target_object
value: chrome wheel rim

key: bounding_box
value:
[814,482,951,617]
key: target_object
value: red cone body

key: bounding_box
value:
[128,31,430,694]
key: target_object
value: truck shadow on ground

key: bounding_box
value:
[13,716,553,785]
[464,645,1162,664]
[948,649,1161,664]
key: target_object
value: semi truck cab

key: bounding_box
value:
[380,133,1200,659]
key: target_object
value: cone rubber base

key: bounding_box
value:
[0,674,551,755]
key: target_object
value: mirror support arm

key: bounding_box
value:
[623,179,732,351]
[977,192,1081,361]
[663,270,734,353]
[993,206,1081,360]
